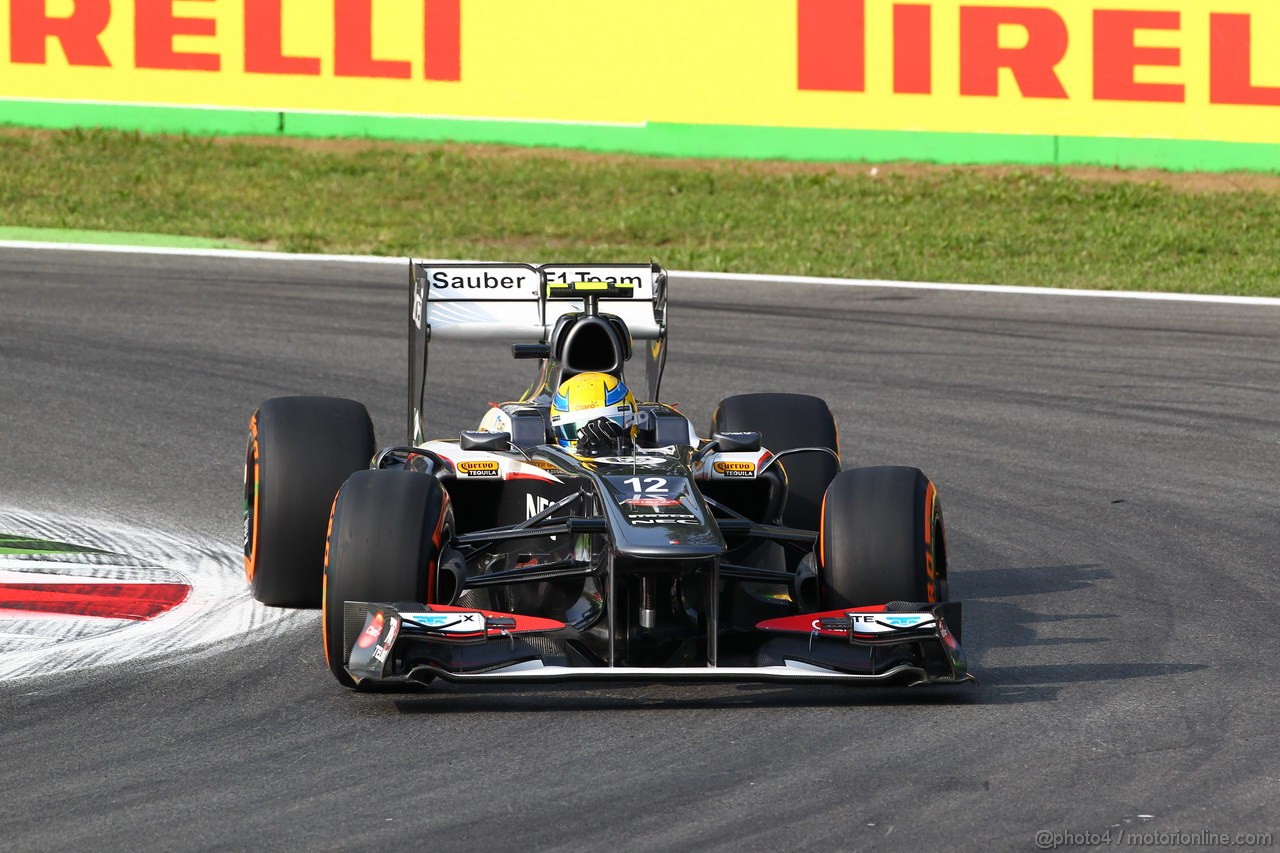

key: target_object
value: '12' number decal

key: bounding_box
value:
[623,477,668,494]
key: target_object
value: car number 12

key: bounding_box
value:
[623,477,668,494]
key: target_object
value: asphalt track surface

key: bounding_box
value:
[1,246,1277,851]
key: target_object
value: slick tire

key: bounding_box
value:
[818,466,948,609]
[322,470,452,688]
[244,396,375,607]
[711,393,840,531]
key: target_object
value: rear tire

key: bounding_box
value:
[322,470,452,688]
[711,393,840,530]
[244,396,375,607]
[819,466,947,609]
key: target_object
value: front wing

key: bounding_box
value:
[343,602,975,688]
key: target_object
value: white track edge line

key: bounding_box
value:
[0,239,406,264]
[680,270,1280,306]
[3,239,1278,307]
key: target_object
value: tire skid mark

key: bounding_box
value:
[0,507,306,682]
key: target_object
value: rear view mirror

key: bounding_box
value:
[512,343,551,360]
[713,431,761,452]
[460,431,511,451]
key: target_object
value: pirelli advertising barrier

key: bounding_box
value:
[3,1,1278,171]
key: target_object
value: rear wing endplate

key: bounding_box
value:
[408,262,668,443]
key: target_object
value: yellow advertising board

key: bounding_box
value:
[2,1,1279,169]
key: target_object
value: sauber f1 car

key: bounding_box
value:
[243,262,973,690]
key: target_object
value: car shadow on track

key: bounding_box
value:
[960,562,1112,599]
[381,563,1204,713]
[386,657,1207,713]
[388,654,1209,712]
[960,564,1119,663]
[389,682,989,714]
[953,562,1208,704]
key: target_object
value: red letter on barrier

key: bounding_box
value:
[959,6,1068,98]
[10,0,111,66]
[136,0,220,71]
[424,0,460,81]
[246,0,320,75]
[335,0,410,78]
[1093,10,1183,103]
[894,4,932,94]
[797,0,865,92]
[1210,14,1280,106]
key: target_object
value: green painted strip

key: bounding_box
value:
[1057,135,1280,173]
[0,226,257,249]
[2,100,279,136]
[2,98,1278,173]
[281,110,647,149]
[0,534,107,555]
[639,124,1063,165]
[645,123,1280,173]
[281,112,1063,166]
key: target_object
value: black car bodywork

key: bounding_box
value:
[328,262,973,689]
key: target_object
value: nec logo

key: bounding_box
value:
[526,494,554,518]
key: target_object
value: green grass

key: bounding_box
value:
[2,128,1278,296]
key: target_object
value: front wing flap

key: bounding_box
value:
[344,601,973,688]
[755,602,972,685]
[345,603,568,685]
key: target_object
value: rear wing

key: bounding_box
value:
[408,262,669,443]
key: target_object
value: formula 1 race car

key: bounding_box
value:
[243,262,972,690]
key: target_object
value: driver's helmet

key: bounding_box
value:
[550,372,636,450]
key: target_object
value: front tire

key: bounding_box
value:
[711,393,840,531]
[818,466,947,609]
[244,396,375,607]
[322,470,452,688]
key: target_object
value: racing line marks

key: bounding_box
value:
[0,508,305,682]
[3,240,1277,307]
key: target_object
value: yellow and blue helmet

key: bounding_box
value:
[550,372,636,450]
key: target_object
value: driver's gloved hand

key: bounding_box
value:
[576,417,632,457]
